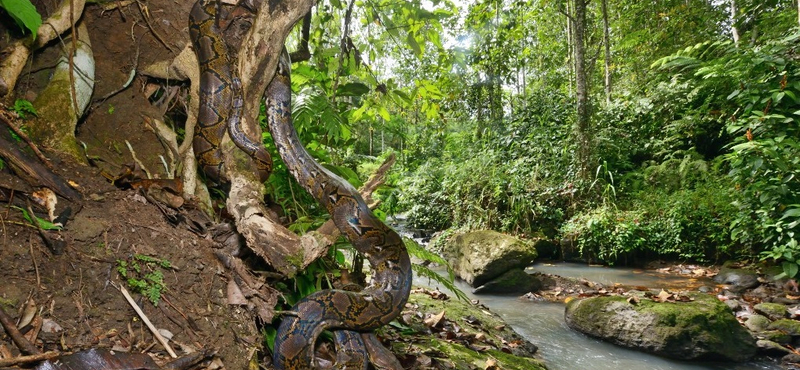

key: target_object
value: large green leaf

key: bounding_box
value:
[0,0,41,36]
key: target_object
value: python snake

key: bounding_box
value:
[190,1,411,367]
[266,50,411,369]
[189,0,272,183]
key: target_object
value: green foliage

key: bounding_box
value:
[0,0,41,36]
[652,30,800,269]
[403,238,468,302]
[562,173,742,265]
[116,254,172,306]
[11,206,61,230]
[760,238,800,279]
[11,99,37,119]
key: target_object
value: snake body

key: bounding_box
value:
[189,0,272,182]
[267,51,411,369]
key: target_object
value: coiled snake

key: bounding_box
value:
[189,0,272,183]
[189,1,412,369]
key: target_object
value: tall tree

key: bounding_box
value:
[571,0,591,179]
[601,0,611,104]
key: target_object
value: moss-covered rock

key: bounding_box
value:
[386,288,547,369]
[754,303,787,321]
[757,330,792,345]
[473,269,543,295]
[768,319,800,336]
[745,314,771,332]
[564,294,756,361]
[441,230,538,287]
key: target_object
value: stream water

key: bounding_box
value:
[392,219,781,370]
[413,264,782,370]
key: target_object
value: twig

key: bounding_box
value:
[0,111,53,170]
[67,0,80,116]
[117,284,178,358]
[25,201,57,255]
[125,140,152,179]
[0,351,60,367]
[136,0,175,53]
[29,238,40,287]
[0,306,40,355]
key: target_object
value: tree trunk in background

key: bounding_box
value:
[566,0,574,97]
[572,0,591,180]
[730,0,740,46]
[797,0,800,27]
[601,0,611,105]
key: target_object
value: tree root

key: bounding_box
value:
[0,0,87,97]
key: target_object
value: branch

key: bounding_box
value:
[289,9,313,63]
[238,0,315,122]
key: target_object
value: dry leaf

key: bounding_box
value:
[424,310,446,328]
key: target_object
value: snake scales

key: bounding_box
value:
[189,1,412,368]
[189,0,272,183]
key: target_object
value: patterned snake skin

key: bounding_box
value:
[189,0,272,182]
[266,50,411,370]
[190,1,411,367]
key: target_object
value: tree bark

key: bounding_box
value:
[572,0,591,180]
[601,0,612,105]
[730,0,740,46]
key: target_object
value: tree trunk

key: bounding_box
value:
[566,0,574,97]
[601,0,612,105]
[730,0,740,46]
[572,0,591,180]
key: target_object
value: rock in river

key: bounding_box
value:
[564,293,757,362]
[441,230,539,287]
[472,268,544,295]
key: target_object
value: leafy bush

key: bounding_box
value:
[562,173,741,265]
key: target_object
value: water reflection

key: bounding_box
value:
[412,264,781,370]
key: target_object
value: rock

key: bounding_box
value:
[724,299,741,311]
[782,353,800,367]
[395,288,546,370]
[768,319,800,336]
[745,314,771,332]
[757,340,792,356]
[713,265,760,292]
[441,230,538,287]
[754,302,787,321]
[473,269,543,295]
[564,294,756,362]
[758,330,792,345]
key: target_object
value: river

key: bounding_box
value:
[413,263,781,370]
[393,219,782,370]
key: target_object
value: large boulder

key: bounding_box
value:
[441,230,539,287]
[564,294,757,362]
[472,269,543,295]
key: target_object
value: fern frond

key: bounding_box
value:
[404,238,469,301]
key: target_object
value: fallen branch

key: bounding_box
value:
[0,306,40,355]
[0,351,60,367]
[117,285,178,358]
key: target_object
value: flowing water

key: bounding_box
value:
[392,218,781,370]
[413,264,782,370]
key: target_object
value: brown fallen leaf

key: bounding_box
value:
[424,310,446,329]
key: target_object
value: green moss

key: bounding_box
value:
[754,303,787,320]
[566,293,756,361]
[422,338,546,370]
[768,319,800,336]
